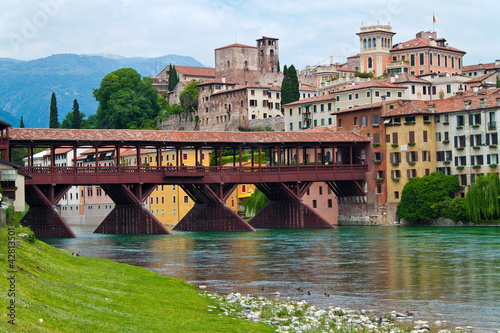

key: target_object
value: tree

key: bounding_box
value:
[397,171,460,223]
[496,75,500,88]
[93,68,160,129]
[465,173,500,222]
[49,92,60,128]
[242,188,269,216]
[277,60,280,73]
[179,80,200,113]
[168,64,179,92]
[19,117,24,128]
[71,99,83,129]
[281,65,300,109]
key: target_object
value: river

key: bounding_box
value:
[44,226,500,332]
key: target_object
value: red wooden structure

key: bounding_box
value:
[6,128,370,237]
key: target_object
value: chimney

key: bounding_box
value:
[464,100,471,110]
[496,97,500,107]
[221,76,226,83]
[479,63,483,69]
[496,59,500,67]
[480,97,487,108]
[428,103,435,113]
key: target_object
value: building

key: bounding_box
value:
[284,81,406,131]
[462,60,500,78]
[357,22,396,77]
[152,65,216,104]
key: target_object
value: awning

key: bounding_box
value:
[384,119,391,124]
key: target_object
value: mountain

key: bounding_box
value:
[0,54,205,128]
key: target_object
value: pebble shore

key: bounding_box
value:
[200,289,483,333]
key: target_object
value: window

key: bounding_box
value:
[407,151,418,162]
[319,186,323,195]
[289,123,293,131]
[391,170,401,179]
[354,93,359,99]
[312,200,317,208]
[314,119,318,127]
[338,119,342,128]
[183,196,189,204]
[455,156,466,166]
[376,185,382,194]
[397,91,402,98]
[321,119,325,126]
[470,113,481,125]
[299,121,302,129]
[328,118,332,125]
[328,199,333,208]
[390,152,401,163]
[374,90,380,97]
[349,94,353,101]
[422,150,431,162]
[371,114,380,126]
[336,96,340,102]
[407,169,417,178]
[460,174,467,186]
[328,103,332,111]
[436,132,442,141]
[410,54,415,66]
[471,155,484,166]
[470,134,482,147]
[354,117,358,126]
[362,116,367,126]
[488,154,499,165]
[419,53,424,65]
[394,191,399,199]
[289,109,293,116]
[375,152,383,160]
[411,85,416,94]
[487,132,498,145]
[366,91,371,98]
[320,104,324,112]
[423,131,428,142]
[392,132,398,144]
[447,84,451,94]
[456,115,465,126]
[173,196,176,204]
[386,91,391,98]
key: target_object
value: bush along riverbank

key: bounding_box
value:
[201,292,478,333]
[0,226,272,333]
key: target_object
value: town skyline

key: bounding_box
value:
[1,0,499,70]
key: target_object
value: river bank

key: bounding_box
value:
[201,290,480,333]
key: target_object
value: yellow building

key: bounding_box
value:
[382,101,437,216]
[121,148,211,227]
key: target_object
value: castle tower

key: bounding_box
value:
[356,22,395,77]
[256,36,279,74]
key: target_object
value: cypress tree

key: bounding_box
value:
[49,92,60,128]
[168,64,179,91]
[19,116,25,128]
[281,65,300,108]
[71,99,83,129]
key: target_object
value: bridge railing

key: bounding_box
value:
[20,164,368,176]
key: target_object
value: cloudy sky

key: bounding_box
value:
[1,0,498,70]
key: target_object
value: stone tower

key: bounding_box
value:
[256,36,279,74]
[356,22,395,77]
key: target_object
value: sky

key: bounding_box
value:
[0,0,498,71]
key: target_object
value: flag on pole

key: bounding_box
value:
[433,15,436,23]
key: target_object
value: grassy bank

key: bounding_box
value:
[0,227,273,332]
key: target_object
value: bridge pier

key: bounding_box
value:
[94,184,170,235]
[249,182,335,229]
[174,184,255,231]
[21,185,76,238]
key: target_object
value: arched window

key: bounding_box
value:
[368,57,373,68]
[227,61,230,68]
[363,39,367,49]
[368,38,372,48]
[270,49,274,58]
[373,38,376,48]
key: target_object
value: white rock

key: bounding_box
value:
[39,319,43,323]
[287,304,295,311]
[273,291,281,295]
[314,309,327,317]
[198,285,207,290]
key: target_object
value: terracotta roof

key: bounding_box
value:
[10,129,370,145]
[347,54,360,59]
[382,74,430,84]
[338,67,355,72]
[382,100,432,117]
[45,148,72,156]
[335,102,383,114]
[463,62,500,72]
[334,80,405,93]
[197,80,237,86]
[173,66,215,78]
[216,43,256,50]
[283,94,336,107]
[465,71,498,84]
[432,88,500,114]
[391,37,466,54]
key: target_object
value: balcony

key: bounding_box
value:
[386,61,410,74]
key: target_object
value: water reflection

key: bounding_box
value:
[45,227,500,332]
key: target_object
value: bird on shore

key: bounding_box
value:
[307,291,311,295]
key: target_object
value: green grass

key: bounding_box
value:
[0,227,273,333]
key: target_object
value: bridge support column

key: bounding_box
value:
[249,182,335,229]
[21,185,76,238]
[94,184,169,235]
[173,184,255,231]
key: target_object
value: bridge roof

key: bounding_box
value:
[9,128,368,147]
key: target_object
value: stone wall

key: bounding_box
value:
[157,113,199,131]
[337,197,386,225]
[248,116,285,131]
